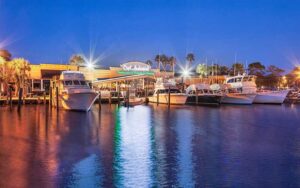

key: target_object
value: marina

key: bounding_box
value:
[2,0,300,187]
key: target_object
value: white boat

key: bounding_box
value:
[148,78,187,105]
[254,89,290,104]
[54,71,99,111]
[123,86,144,107]
[220,74,257,104]
[221,93,257,104]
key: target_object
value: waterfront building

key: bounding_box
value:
[28,61,174,95]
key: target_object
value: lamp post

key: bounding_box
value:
[181,68,190,92]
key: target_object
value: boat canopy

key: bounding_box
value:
[60,71,85,80]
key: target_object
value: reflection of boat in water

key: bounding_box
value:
[254,90,290,104]
[185,84,222,106]
[52,71,99,111]
[148,78,187,105]
[220,75,257,105]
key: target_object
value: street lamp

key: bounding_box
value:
[180,67,191,91]
[86,61,95,69]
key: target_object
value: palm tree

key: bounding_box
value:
[0,57,5,96]
[154,54,161,70]
[145,60,153,67]
[186,53,195,68]
[160,54,168,71]
[0,49,12,61]
[0,57,15,96]
[11,58,31,96]
[69,54,85,66]
[169,56,176,72]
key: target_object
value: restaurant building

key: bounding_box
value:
[29,61,174,94]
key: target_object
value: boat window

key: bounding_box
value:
[73,80,80,85]
[170,89,180,93]
[227,78,235,83]
[80,81,87,86]
[159,89,167,94]
[64,80,73,86]
[236,77,242,82]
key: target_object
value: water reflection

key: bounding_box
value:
[175,109,195,187]
[113,106,153,187]
[0,104,300,187]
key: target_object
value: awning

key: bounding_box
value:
[93,75,155,84]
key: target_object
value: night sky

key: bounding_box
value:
[0,0,300,70]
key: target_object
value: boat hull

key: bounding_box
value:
[148,94,187,105]
[253,90,289,104]
[186,95,222,105]
[123,98,144,107]
[221,93,256,105]
[61,92,99,111]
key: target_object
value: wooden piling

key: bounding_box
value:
[157,90,159,105]
[98,92,101,110]
[17,88,23,111]
[117,84,120,105]
[168,86,171,108]
[43,91,46,104]
[9,87,12,109]
[195,90,198,105]
[127,82,130,109]
[49,87,52,107]
[109,91,112,105]
[55,87,59,110]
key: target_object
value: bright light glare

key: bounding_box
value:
[86,61,94,69]
[183,69,190,77]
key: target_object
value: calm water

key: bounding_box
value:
[1,104,300,187]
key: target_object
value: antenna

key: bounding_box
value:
[205,57,208,77]
[234,53,237,76]
[246,60,248,75]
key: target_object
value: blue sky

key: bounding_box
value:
[0,0,300,70]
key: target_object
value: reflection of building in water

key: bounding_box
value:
[113,106,153,187]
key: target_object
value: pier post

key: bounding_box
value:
[98,92,101,110]
[56,87,59,110]
[9,87,12,109]
[196,90,198,105]
[168,86,171,108]
[49,87,52,107]
[17,88,23,111]
[109,91,112,105]
[127,81,130,109]
[117,84,120,105]
[157,90,159,105]
[43,91,46,104]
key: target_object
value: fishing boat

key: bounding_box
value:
[52,71,99,111]
[186,83,222,105]
[122,86,144,107]
[253,89,290,104]
[221,74,257,104]
[148,78,187,105]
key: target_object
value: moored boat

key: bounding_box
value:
[253,89,290,104]
[52,71,99,111]
[220,74,257,105]
[122,86,144,107]
[148,78,187,105]
[186,83,222,105]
